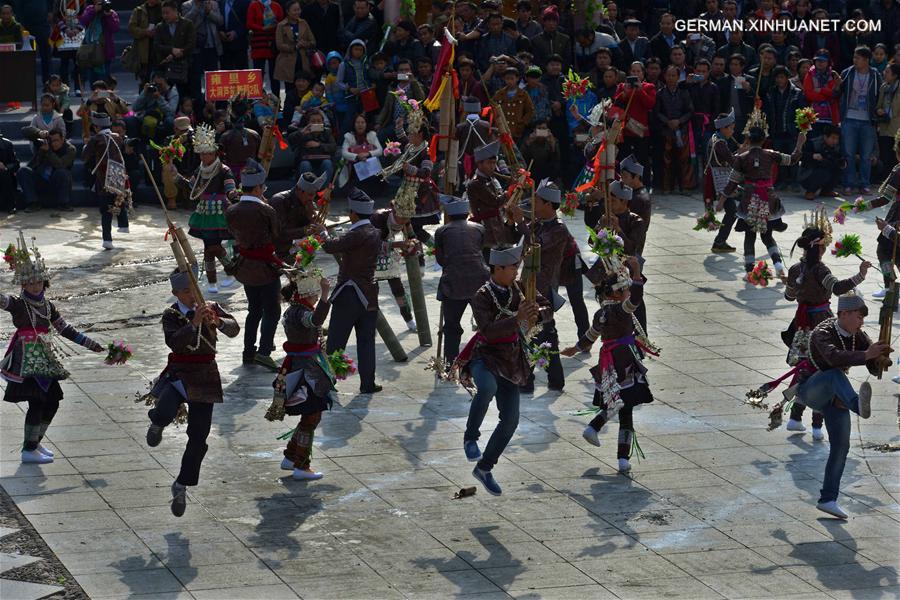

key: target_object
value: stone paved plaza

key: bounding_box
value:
[0,192,898,599]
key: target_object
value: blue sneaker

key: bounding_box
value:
[472,467,502,496]
[464,440,482,462]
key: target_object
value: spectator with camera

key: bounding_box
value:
[129,73,179,141]
[17,130,76,213]
[289,109,336,182]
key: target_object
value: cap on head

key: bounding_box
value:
[347,188,375,216]
[474,140,499,162]
[240,159,267,188]
[489,243,524,266]
[297,171,327,193]
[536,179,561,205]
[440,194,470,216]
[609,180,633,201]
[170,264,199,291]
[837,291,867,315]
[91,111,111,129]
[714,108,736,129]
[619,154,644,178]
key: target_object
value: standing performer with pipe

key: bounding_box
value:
[314,189,385,394]
[466,141,519,264]
[224,159,284,372]
[433,194,489,367]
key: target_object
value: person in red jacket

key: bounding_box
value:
[614,61,656,184]
[247,0,284,96]
[802,49,842,138]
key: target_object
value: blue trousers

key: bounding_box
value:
[464,359,520,471]
[841,118,876,188]
[797,369,859,504]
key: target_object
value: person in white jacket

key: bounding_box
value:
[339,113,383,193]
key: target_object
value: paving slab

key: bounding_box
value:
[0,193,897,599]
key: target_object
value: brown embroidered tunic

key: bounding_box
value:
[466,171,518,249]
[322,220,383,311]
[161,302,240,404]
[434,219,489,301]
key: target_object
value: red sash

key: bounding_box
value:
[795,302,830,329]
[456,332,518,364]
[237,244,286,266]
[470,208,500,223]
[284,342,320,353]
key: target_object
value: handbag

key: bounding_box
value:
[164,59,190,83]
[120,44,140,73]
[309,49,325,71]
[359,87,380,113]
[76,41,104,68]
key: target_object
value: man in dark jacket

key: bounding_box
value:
[340,0,379,50]
[655,65,695,193]
[799,124,844,200]
[219,0,251,70]
[718,54,756,138]
[0,134,19,213]
[648,13,680,68]
[315,189,384,394]
[530,6,572,70]
[434,196,488,365]
[304,0,342,55]
[12,0,52,83]
[225,159,282,370]
[716,28,757,71]
[618,18,649,70]
[766,66,805,187]
[155,0,196,97]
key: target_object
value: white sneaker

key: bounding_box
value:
[292,468,324,481]
[774,262,786,277]
[892,374,900,384]
[618,458,632,473]
[431,262,442,272]
[582,425,601,447]
[786,419,807,432]
[21,449,53,464]
[858,381,872,419]
[872,288,887,299]
[219,276,235,288]
[102,240,114,250]
[816,500,848,519]
[406,319,417,332]
[117,227,129,234]
[280,457,294,471]
[207,284,218,294]
[812,427,825,441]
[37,445,54,457]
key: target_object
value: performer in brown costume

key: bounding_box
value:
[145,266,240,517]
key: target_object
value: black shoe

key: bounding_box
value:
[24,204,42,213]
[59,205,74,212]
[548,384,565,392]
[146,424,163,447]
[170,483,186,517]
[711,242,736,253]
[360,384,383,394]
[773,219,788,232]
[519,383,535,394]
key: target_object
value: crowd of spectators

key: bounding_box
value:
[2,0,900,213]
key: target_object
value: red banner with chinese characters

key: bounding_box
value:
[205,69,265,102]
